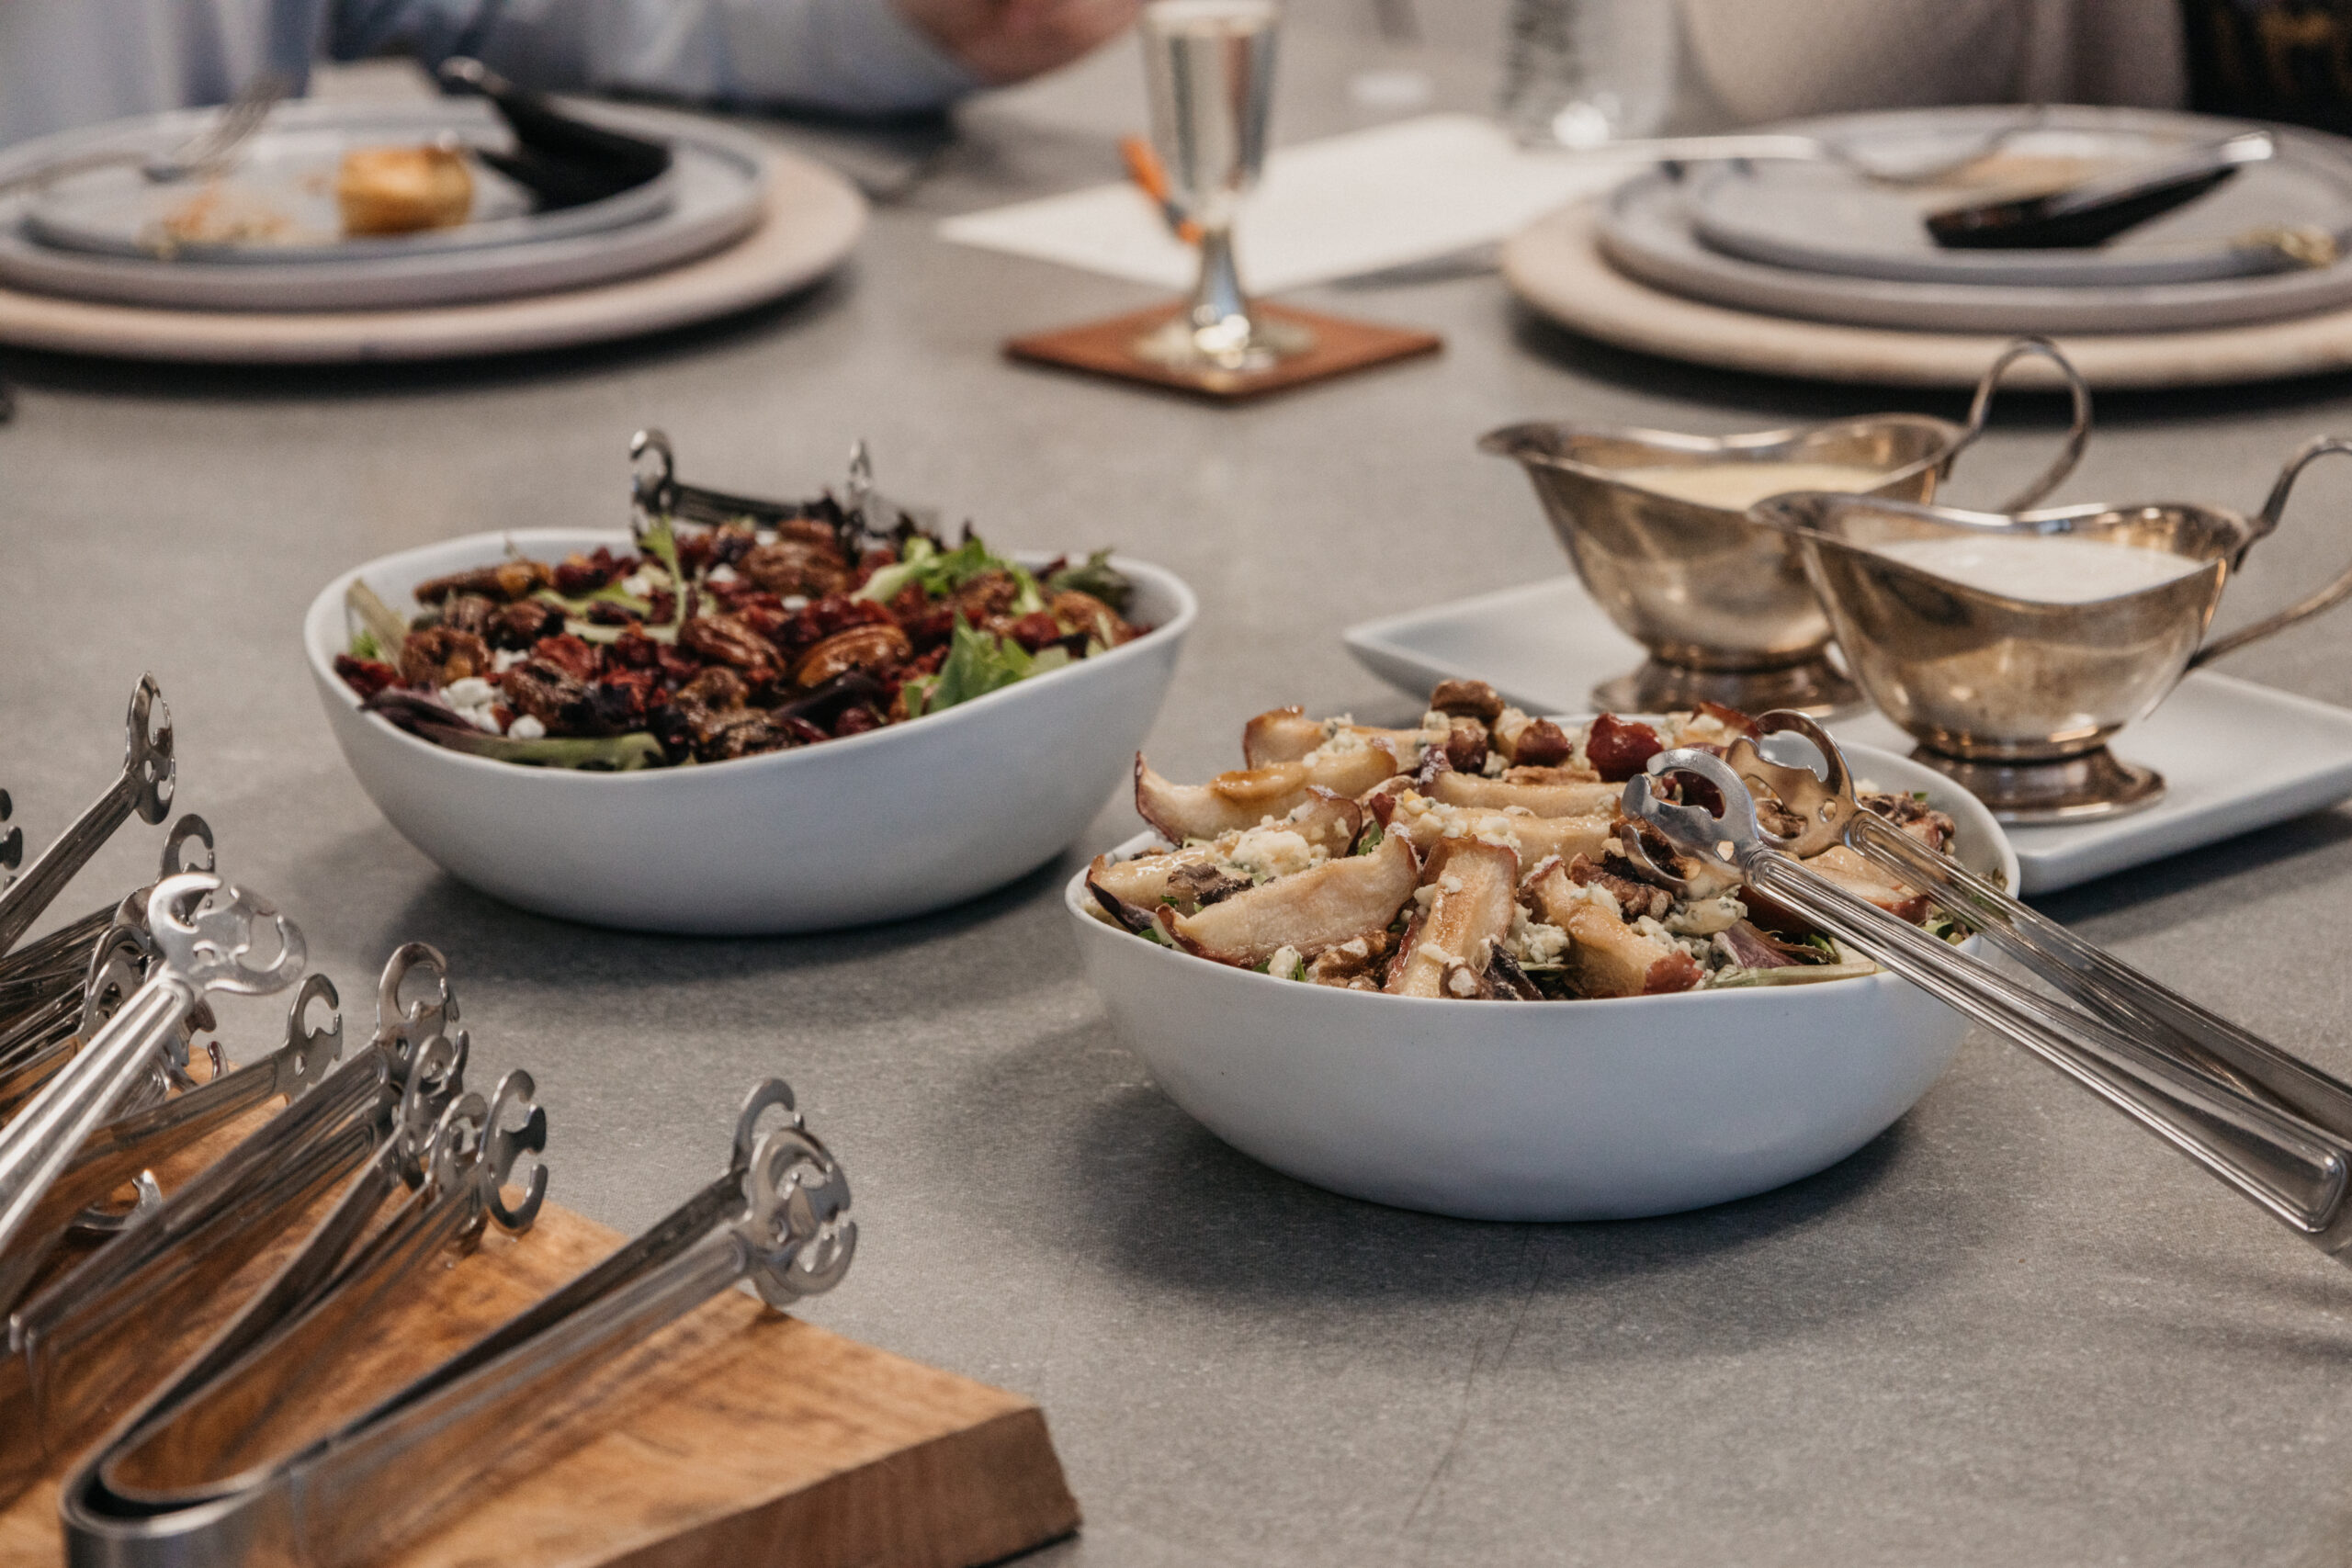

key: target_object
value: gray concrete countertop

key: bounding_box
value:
[11,9,2352,1564]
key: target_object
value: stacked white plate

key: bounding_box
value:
[0,97,774,312]
[1593,105,2352,334]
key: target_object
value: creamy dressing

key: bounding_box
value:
[1872,534,2206,603]
[1611,461,1896,510]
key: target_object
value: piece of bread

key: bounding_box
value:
[335,146,473,236]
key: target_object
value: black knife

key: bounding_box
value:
[1925,130,2274,250]
[436,56,673,212]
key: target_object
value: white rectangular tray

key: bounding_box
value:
[1344,576,2352,895]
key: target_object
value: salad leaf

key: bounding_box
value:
[346,579,411,661]
[854,535,1029,605]
[349,628,382,662]
[915,619,1069,716]
[363,689,663,771]
[1046,549,1134,615]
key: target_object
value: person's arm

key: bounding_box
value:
[338,0,1136,117]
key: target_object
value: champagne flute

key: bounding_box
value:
[1135,0,1312,373]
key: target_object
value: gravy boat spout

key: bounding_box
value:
[1752,434,2352,821]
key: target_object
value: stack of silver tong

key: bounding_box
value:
[1629,711,2352,1254]
[0,679,858,1568]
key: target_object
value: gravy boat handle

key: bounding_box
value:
[1934,336,2093,514]
[2193,435,2352,667]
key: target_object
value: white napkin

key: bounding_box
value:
[937,112,1635,293]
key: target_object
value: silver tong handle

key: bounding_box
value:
[1634,753,2352,1251]
[0,874,300,1266]
[0,676,174,958]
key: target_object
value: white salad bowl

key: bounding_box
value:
[1067,744,2015,1221]
[306,528,1195,934]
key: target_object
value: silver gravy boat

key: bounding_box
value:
[1480,337,2092,716]
[1749,436,2352,821]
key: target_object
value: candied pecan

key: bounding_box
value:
[488,598,565,650]
[699,711,794,761]
[398,626,493,687]
[677,665,748,710]
[583,600,634,626]
[1048,589,1130,644]
[552,547,628,597]
[1585,713,1664,782]
[1002,611,1063,653]
[529,633,600,684]
[741,536,852,598]
[1429,679,1505,722]
[413,559,550,604]
[440,593,497,638]
[791,624,911,688]
[334,654,401,701]
[1442,718,1488,775]
[680,613,781,673]
[833,705,884,738]
[1511,717,1574,769]
[954,570,1021,624]
[501,660,609,737]
[1567,855,1673,922]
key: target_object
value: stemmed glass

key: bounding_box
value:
[1135,0,1312,374]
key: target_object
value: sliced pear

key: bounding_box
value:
[1385,839,1520,998]
[1378,793,1612,866]
[1803,844,1929,923]
[1524,860,1703,998]
[1159,830,1419,966]
[1427,772,1619,818]
[1135,744,1407,842]
[1242,706,1327,766]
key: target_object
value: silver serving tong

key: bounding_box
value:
[1628,721,2352,1256]
[0,675,175,958]
[0,817,216,1128]
[630,428,917,544]
[0,873,302,1272]
[0,947,466,1504]
[64,1077,844,1568]
[0,971,342,1315]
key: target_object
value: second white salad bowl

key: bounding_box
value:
[307,529,1195,934]
[1068,742,2014,1222]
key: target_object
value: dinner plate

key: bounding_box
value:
[1341,575,2352,895]
[0,100,764,311]
[1600,164,2352,334]
[1686,106,2352,288]
[21,104,679,264]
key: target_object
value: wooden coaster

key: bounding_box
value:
[1006,301,1441,401]
[0,1128,1079,1568]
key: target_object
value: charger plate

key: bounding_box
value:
[1506,197,2352,388]
[1342,574,2352,894]
[0,115,863,362]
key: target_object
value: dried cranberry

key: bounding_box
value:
[552,547,626,597]
[1586,714,1664,783]
[1002,611,1063,652]
[656,644,703,686]
[646,589,677,625]
[675,531,716,572]
[779,716,831,746]
[584,600,633,626]
[605,628,661,671]
[334,654,402,701]
[530,633,600,684]
[488,599,564,650]
[832,705,883,738]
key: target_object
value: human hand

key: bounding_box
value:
[892,0,1143,85]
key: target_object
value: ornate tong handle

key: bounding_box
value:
[1630,748,2352,1252]
[1724,712,2352,1143]
[67,1080,845,1568]
[0,874,301,1269]
[0,676,175,959]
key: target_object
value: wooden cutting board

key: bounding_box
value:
[0,1133,1078,1568]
